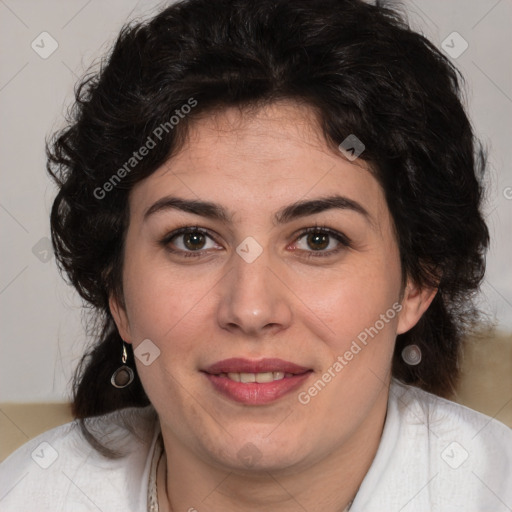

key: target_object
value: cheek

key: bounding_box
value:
[121,245,207,340]
[120,246,217,387]
[293,249,402,352]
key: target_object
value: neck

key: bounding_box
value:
[158,385,389,512]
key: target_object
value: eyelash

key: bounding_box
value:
[159,224,352,259]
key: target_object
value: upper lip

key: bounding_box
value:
[203,358,311,375]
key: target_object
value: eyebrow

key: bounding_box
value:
[144,194,374,227]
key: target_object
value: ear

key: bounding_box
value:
[109,294,132,343]
[396,279,438,335]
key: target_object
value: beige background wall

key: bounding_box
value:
[0,0,511,453]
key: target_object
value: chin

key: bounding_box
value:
[208,431,310,474]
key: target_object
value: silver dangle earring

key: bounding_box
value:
[111,341,135,388]
[401,344,422,366]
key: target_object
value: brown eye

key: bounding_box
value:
[305,232,330,251]
[182,231,207,250]
[293,227,351,258]
[161,226,219,257]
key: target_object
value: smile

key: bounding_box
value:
[202,358,313,405]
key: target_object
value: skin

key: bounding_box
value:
[110,100,436,512]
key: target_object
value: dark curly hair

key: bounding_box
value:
[47,0,489,457]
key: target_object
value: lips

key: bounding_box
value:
[202,358,313,405]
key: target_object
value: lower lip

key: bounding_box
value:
[203,372,312,405]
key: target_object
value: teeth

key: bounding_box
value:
[255,372,274,383]
[240,372,256,383]
[224,371,288,383]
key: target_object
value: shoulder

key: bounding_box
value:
[392,378,512,458]
[392,378,512,438]
[352,379,512,512]
[397,380,512,508]
[0,405,159,512]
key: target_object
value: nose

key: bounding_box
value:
[216,245,293,337]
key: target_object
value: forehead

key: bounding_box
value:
[129,101,388,229]
[181,100,346,166]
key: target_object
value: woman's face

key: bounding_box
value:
[111,101,433,473]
